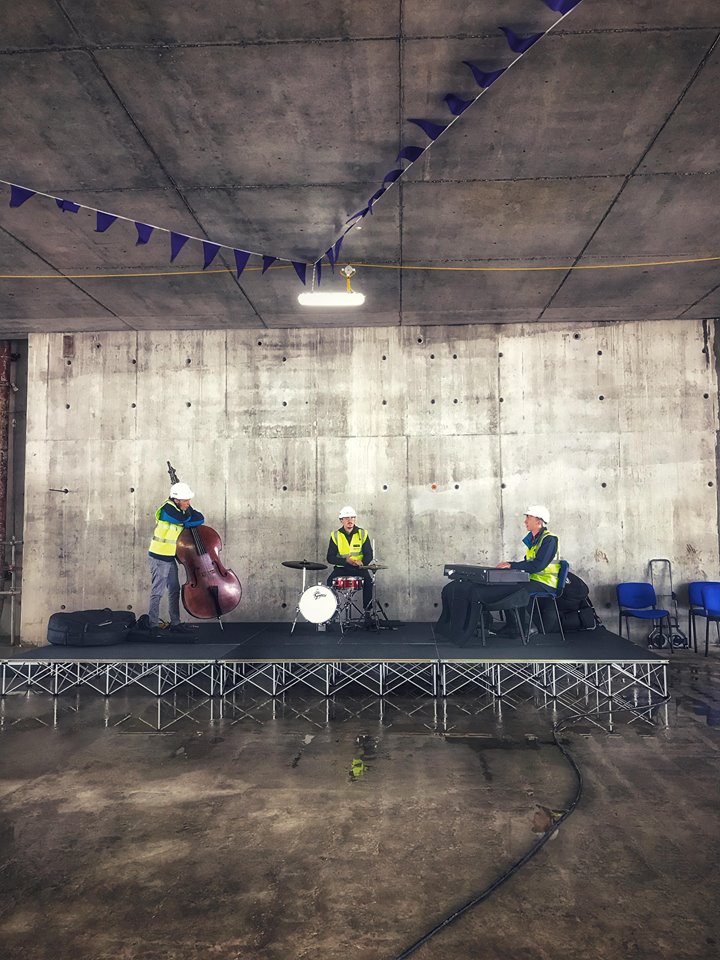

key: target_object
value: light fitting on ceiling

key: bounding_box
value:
[298,264,365,307]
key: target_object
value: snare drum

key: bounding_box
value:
[333,577,363,591]
[298,585,338,624]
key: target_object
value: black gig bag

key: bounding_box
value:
[47,608,136,646]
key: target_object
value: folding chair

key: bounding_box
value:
[700,583,720,658]
[688,581,720,653]
[528,559,570,643]
[616,582,671,648]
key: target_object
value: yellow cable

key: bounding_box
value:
[0,254,718,281]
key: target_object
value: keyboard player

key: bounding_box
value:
[496,504,560,634]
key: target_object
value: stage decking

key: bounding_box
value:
[1,621,667,724]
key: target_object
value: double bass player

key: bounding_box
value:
[144,480,204,633]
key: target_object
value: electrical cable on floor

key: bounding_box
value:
[390,701,667,960]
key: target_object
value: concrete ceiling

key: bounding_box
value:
[0,0,719,334]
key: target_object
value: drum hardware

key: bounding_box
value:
[284,558,395,634]
[332,578,367,633]
[332,577,363,591]
[297,584,338,627]
[282,560,330,632]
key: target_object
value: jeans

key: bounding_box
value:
[148,556,181,627]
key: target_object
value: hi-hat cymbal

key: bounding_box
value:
[282,559,328,571]
[360,563,388,571]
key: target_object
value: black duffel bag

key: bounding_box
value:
[556,573,601,631]
[47,608,136,646]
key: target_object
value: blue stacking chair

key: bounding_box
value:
[700,583,720,657]
[528,559,570,644]
[616,582,671,647]
[688,581,720,653]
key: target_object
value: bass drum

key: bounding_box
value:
[298,585,338,624]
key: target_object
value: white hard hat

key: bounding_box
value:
[170,482,194,500]
[524,504,550,524]
[338,505,356,519]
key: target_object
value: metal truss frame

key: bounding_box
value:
[1,656,667,725]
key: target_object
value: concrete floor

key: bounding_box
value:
[0,652,718,960]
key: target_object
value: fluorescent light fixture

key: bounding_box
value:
[298,291,365,307]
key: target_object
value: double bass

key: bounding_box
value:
[167,461,242,628]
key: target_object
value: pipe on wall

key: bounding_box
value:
[0,341,9,583]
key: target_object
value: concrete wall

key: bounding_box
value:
[19,320,719,643]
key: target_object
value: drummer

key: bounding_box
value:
[326,505,374,615]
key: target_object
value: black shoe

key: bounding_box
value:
[170,623,194,634]
[136,614,151,631]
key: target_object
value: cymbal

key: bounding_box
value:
[360,563,388,571]
[282,559,328,571]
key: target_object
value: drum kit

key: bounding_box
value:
[282,559,389,634]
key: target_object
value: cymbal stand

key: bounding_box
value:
[365,570,393,630]
[290,565,308,634]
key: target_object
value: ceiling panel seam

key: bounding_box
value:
[537,30,720,320]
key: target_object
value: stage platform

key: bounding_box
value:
[0,621,667,725]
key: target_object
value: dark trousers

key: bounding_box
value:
[327,565,373,611]
[436,581,530,645]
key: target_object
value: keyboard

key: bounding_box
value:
[443,563,529,584]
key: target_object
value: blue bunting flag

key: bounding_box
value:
[382,168,404,185]
[135,222,153,245]
[202,241,220,269]
[499,26,544,53]
[444,93,474,116]
[396,145,424,163]
[170,232,189,263]
[345,208,368,224]
[233,249,251,278]
[262,256,276,274]
[96,212,117,233]
[367,187,386,212]
[462,63,506,89]
[292,261,307,285]
[541,0,583,13]
[56,198,80,213]
[9,185,35,207]
[407,118,448,141]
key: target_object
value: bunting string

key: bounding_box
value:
[0,177,311,284]
[0,0,586,287]
[335,0,585,251]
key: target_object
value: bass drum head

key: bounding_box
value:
[299,585,337,624]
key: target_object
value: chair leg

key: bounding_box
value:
[530,596,546,635]
[705,619,710,657]
[665,615,673,655]
[689,613,696,653]
[618,611,622,637]
[513,609,527,645]
[536,603,546,635]
[554,599,566,643]
[478,606,487,648]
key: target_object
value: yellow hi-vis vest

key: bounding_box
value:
[526,529,560,590]
[331,527,368,565]
[148,500,184,557]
